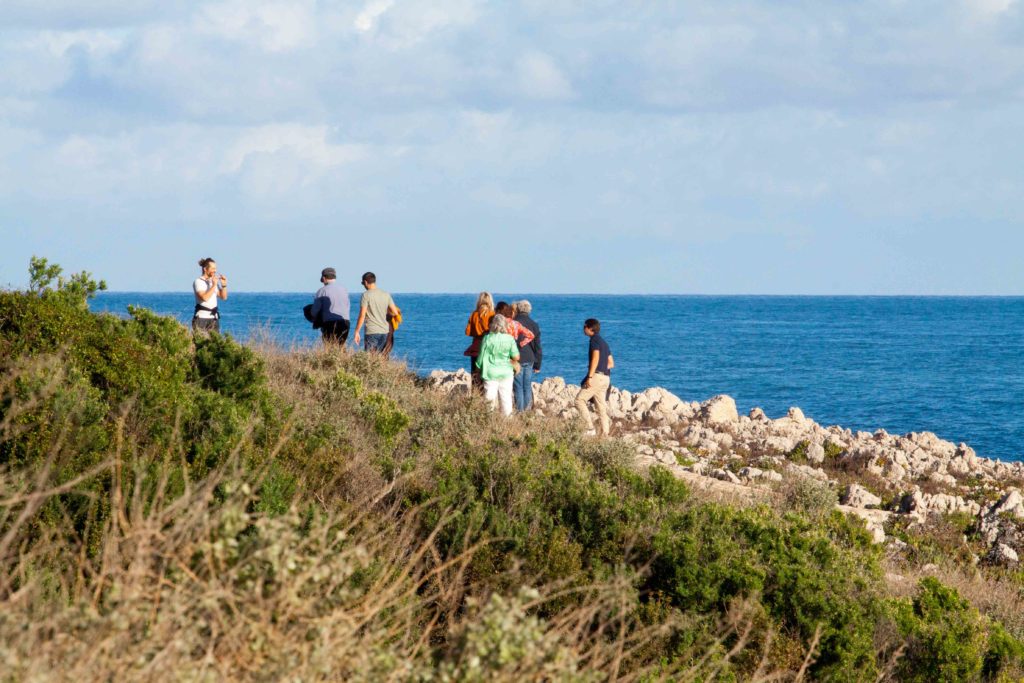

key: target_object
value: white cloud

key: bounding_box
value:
[35,29,127,56]
[3,2,1024,292]
[965,0,1018,17]
[196,0,317,52]
[222,125,367,173]
[354,0,394,33]
[361,0,480,48]
[516,51,575,101]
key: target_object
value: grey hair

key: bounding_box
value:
[489,313,507,334]
[514,299,532,314]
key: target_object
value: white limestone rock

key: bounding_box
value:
[994,490,1024,519]
[711,468,742,484]
[764,436,797,454]
[842,484,882,509]
[992,543,1019,565]
[739,466,783,483]
[701,395,739,425]
[787,463,830,481]
[928,472,958,488]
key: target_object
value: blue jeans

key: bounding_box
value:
[513,365,534,411]
[365,333,388,352]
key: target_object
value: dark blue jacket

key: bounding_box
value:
[514,312,542,371]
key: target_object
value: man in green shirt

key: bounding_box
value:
[353,272,400,353]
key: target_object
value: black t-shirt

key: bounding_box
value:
[588,334,611,375]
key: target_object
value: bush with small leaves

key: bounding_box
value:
[779,475,837,518]
[892,577,1024,682]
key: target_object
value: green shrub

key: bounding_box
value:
[894,577,986,681]
[331,368,364,398]
[890,577,1024,681]
[650,507,883,679]
[192,332,267,406]
[823,441,845,460]
[787,440,809,464]
[984,622,1024,679]
[360,391,410,443]
[437,587,595,682]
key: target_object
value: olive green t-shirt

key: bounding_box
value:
[360,289,395,335]
[475,332,519,381]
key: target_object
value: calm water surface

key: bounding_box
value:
[91,293,1024,461]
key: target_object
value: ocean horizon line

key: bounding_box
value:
[95,291,1024,299]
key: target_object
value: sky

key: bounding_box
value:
[1,0,1023,294]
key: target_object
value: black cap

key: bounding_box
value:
[321,267,337,280]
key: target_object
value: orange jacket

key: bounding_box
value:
[465,310,495,337]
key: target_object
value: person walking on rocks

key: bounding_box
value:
[512,300,542,411]
[311,267,350,344]
[475,313,519,416]
[575,318,613,436]
[353,271,400,354]
[193,257,228,334]
[464,292,495,393]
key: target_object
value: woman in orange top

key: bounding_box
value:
[465,292,495,393]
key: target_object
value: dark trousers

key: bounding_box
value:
[470,356,485,394]
[321,319,350,345]
[192,317,219,334]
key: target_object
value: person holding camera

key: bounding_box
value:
[193,257,228,334]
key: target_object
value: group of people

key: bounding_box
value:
[465,292,614,436]
[307,267,401,354]
[192,258,401,354]
[192,259,614,436]
[464,293,542,415]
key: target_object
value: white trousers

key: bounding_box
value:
[484,377,515,417]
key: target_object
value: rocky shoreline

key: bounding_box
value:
[428,369,1024,565]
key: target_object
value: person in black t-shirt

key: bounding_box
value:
[575,318,614,436]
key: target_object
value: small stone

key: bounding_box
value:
[787,407,805,422]
[806,442,826,464]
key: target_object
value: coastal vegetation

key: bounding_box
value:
[2,258,1023,681]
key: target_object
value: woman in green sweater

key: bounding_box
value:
[475,314,520,416]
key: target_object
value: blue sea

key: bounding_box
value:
[91,293,1024,462]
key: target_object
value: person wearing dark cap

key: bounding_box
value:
[311,267,350,344]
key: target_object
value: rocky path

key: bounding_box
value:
[428,369,1024,564]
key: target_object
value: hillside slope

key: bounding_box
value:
[1,259,1022,681]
